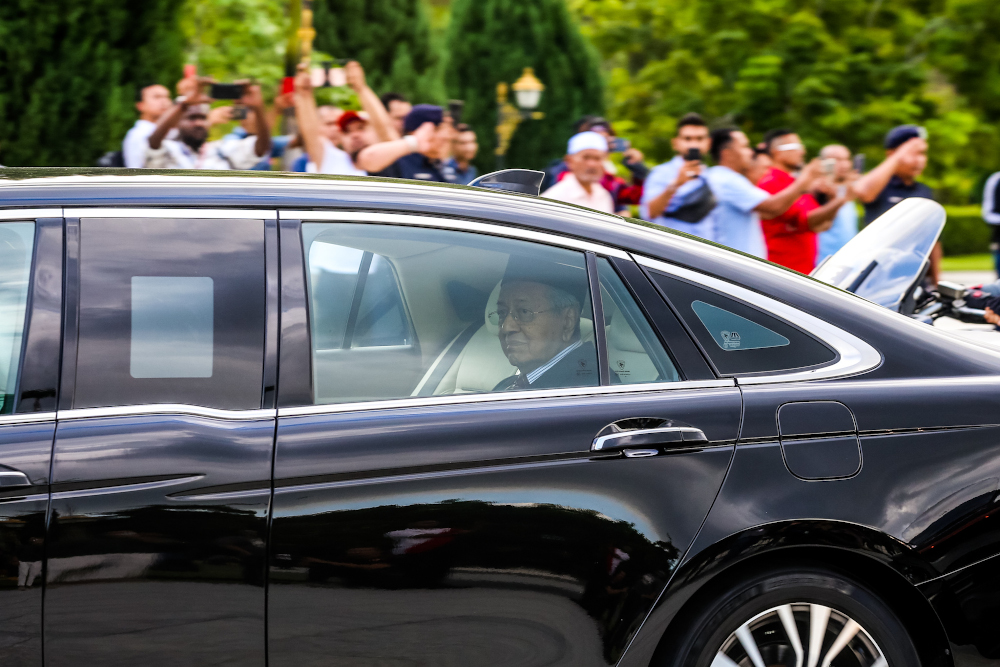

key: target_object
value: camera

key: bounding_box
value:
[210,83,244,100]
[684,147,701,161]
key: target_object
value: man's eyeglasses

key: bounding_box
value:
[488,307,555,326]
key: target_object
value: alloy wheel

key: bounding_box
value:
[712,603,887,667]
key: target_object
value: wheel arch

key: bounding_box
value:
[619,519,952,667]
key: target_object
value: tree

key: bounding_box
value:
[571,0,1000,203]
[312,0,446,104]
[447,0,605,173]
[0,0,184,167]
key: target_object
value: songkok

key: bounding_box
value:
[884,125,925,149]
[403,104,444,134]
[501,254,588,307]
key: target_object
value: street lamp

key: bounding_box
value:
[495,67,546,170]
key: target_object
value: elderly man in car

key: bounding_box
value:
[491,258,600,390]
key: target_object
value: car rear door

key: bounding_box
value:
[43,209,279,667]
[267,213,741,667]
[0,211,61,667]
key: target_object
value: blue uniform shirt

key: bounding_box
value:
[377,153,459,183]
[863,176,934,226]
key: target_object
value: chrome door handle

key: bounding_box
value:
[592,426,708,453]
[0,471,32,489]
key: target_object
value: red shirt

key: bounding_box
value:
[757,167,819,273]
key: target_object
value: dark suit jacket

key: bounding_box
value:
[493,341,600,391]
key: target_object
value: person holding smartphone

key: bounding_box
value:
[815,144,861,263]
[639,113,715,238]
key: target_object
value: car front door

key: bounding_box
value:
[43,210,278,667]
[267,214,741,667]
[0,212,61,667]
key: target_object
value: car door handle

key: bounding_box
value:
[0,471,32,489]
[592,426,708,453]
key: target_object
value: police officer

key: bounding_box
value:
[357,105,458,183]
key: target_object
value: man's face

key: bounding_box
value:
[719,131,754,174]
[388,100,412,135]
[822,145,852,181]
[672,124,710,157]
[136,85,172,121]
[890,140,928,180]
[425,118,455,160]
[496,281,579,372]
[178,105,209,148]
[453,131,478,162]
[341,119,370,156]
[770,133,806,170]
[568,148,607,186]
[317,106,343,144]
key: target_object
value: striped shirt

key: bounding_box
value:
[525,340,584,385]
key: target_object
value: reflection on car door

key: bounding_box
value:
[43,213,277,667]
[268,219,740,667]
[0,215,61,667]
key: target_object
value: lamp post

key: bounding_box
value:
[495,67,545,170]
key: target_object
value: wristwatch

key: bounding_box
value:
[174,95,188,106]
[404,135,419,152]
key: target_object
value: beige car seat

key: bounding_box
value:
[602,290,670,383]
[414,281,594,395]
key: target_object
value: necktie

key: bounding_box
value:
[514,373,530,389]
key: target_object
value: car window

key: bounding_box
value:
[302,223,601,404]
[0,223,35,414]
[596,258,680,384]
[651,272,836,375]
[74,218,266,410]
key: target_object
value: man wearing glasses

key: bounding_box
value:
[491,259,600,391]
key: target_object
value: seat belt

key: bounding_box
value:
[416,322,482,396]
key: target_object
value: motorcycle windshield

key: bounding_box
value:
[811,198,945,311]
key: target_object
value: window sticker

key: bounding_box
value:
[691,300,789,352]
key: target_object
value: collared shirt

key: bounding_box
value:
[376,152,458,183]
[541,173,616,214]
[144,135,265,170]
[703,165,769,258]
[122,119,157,169]
[447,158,478,186]
[306,137,366,176]
[222,126,291,171]
[640,155,714,240]
[863,176,934,226]
[525,340,584,384]
[758,167,820,273]
[982,172,1000,225]
[818,201,859,264]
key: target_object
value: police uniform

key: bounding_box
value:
[375,152,458,184]
[862,175,935,227]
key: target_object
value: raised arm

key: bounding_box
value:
[148,77,210,150]
[292,66,325,169]
[242,84,271,158]
[646,160,701,219]
[852,138,925,203]
[345,61,399,143]
[355,122,434,173]
[756,159,822,219]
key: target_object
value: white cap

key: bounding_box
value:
[567,131,608,155]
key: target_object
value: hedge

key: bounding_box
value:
[942,205,991,256]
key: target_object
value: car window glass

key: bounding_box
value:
[0,223,35,414]
[302,223,599,405]
[651,271,836,376]
[596,258,680,384]
[74,218,266,410]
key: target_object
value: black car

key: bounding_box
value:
[0,168,998,667]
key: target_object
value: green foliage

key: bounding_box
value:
[446,0,605,172]
[571,0,1000,204]
[0,0,184,166]
[941,206,992,256]
[313,0,446,103]
[181,0,289,99]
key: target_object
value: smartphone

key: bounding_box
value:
[183,64,197,79]
[448,100,465,125]
[231,104,248,121]
[210,83,244,100]
[310,66,328,88]
[328,68,347,87]
[853,153,866,173]
[822,158,837,176]
[609,137,631,153]
[684,147,701,161]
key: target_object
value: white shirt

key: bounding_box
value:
[983,172,1000,225]
[306,137,366,176]
[144,135,265,170]
[541,173,615,214]
[703,165,769,258]
[122,120,157,169]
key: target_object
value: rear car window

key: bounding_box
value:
[74,218,266,410]
[651,272,836,376]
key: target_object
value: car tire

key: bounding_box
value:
[659,566,920,667]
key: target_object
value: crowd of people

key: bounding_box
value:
[119,62,480,186]
[99,61,973,278]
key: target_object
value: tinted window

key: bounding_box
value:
[652,272,836,375]
[0,223,35,414]
[75,218,266,409]
[303,223,599,404]
[596,258,680,384]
